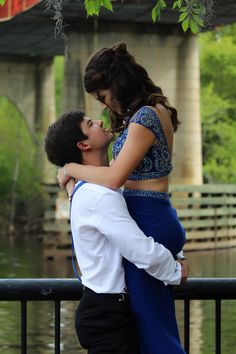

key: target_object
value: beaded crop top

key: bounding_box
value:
[112,106,173,180]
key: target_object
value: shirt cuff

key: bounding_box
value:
[163,261,181,286]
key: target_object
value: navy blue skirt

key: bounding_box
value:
[123,190,186,354]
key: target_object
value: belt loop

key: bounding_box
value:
[119,294,125,302]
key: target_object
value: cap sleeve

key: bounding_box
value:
[130,106,161,136]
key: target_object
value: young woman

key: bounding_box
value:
[58,42,187,354]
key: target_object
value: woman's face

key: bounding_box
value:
[91,89,123,115]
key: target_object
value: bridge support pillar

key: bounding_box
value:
[172,35,203,185]
[36,58,57,184]
[0,55,56,184]
[62,32,86,112]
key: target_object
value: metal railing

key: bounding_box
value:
[0,278,236,354]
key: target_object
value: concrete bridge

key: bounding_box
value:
[0,0,236,185]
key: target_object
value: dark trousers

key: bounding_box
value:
[75,287,140,354]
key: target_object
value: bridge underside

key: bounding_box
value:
[0,0,235,57]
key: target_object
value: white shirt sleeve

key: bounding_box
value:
[176,250,185,259]
[94,190,181,285]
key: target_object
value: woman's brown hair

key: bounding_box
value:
[84,42,180,133]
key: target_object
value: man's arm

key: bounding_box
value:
[94,190,184,285]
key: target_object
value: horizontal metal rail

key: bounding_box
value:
[0,277,236,301]
[0,278,236,354]
[0,278,83,301]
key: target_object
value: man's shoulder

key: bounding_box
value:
[74,182,122,199]
[72,182,124,216]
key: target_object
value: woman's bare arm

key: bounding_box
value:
[58,122,156,189]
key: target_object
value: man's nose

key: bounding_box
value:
[96,120,103,127]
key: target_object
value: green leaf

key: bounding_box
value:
[178,0,183,8]
[152,6,160,22]
[101,0,113,12]
[199,4,206,16]
[151,0,167,22]
[178,11,188,22]
[182,17,190,32]
[189,18,199,33]
[192,8,202,15]
[193,14,204,27]
[160,0,167,8]
[85,0,104,16]
[172,1,179,10]
[172,0,183,9]
[0,0,6,5]
[84,0,95,16]
[93,0,101,15]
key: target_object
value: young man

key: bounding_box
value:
[45,110,188,354]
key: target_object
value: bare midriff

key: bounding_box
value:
[124,175,169,193]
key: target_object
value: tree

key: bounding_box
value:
[0,97,45,233]
[200,24,236,183]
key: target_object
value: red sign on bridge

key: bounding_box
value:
[0,0,41,21]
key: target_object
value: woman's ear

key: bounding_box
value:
[77,141,91,151]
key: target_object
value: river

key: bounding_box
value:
[0,235,236,354]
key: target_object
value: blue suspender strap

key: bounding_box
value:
[71,180,87,199]
[70,181,87,282]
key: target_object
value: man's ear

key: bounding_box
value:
[77,141,91,151]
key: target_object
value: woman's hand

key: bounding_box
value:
[178,259,190,285]
[57,165,71,188]
[65,179,75,201]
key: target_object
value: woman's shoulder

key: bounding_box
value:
[129,104,173,143]
[132,104,170,120]
[130,105,161,126]
[131,105,158,123]
[135,104,172,130]
[133,105,159,116]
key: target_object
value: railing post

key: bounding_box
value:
[21,300,27,354]
[184,299,190,354]
[215,299,221,354]
[55,300,61,354]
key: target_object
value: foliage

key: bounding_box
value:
[0,97,44,232]
[43,0,213,34]
[84,0,112,16]
[152,0,207,33]
[0,0,214,33]
[200,24,236,183]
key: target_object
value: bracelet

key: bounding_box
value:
[63,164,68,177]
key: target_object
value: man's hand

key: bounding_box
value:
[178,259,190,284]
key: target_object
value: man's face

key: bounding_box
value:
[91,89,123,115]
[80,117,113,150]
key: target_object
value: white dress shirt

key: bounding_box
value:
[70,181,181,294]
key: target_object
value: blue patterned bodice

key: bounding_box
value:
[112,106,173,180]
